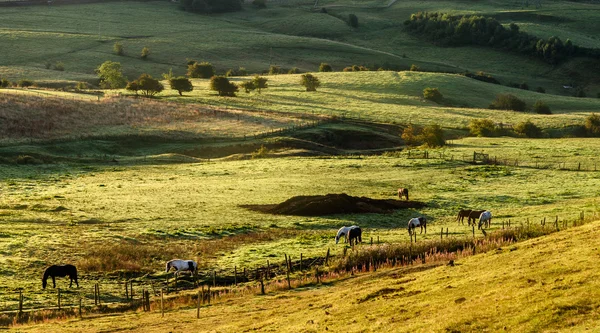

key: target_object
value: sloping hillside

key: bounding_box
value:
[17,221,600,332]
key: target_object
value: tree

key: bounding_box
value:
[418,124,445,147]
[348,14,358,28]
[210,76,238,96]
[18,79,34,88]
[0,78,10,88]
[96,61,127,89]
[187,62,215,78]
[469,119,497,137]
[141,47,150,60]
[239,81,256,93]
[252,75,268,93]
[127,74,164,97]
[533,100,551,114]
[54,61,65,71]
[401,124,419,146]
[584,113,600,136]
[113,42,124,56]
[319,63,333,72]
[514,120,542,138]
[300,73,320,92]
[269,65,281,75]
[410,64,420,71]
[489,94,527,112]
[169,77,193,96]
[423,88,443,103]
[288,67,300,74]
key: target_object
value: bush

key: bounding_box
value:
[237,67,248,76]
[76,82,90,90]
[469,119,497,137]
[519,82,529,90]
[533,100,551,114]
[584,113,600,136]
[187,62,215,78]
[113,42,124,56]
[239,81,255,93]
[0,78,10,88]
[16,155,41,165]
[252,75,268,93]
[514,120,542,138]
[410,64,419,71]
[419,124,445,147]
[127,74,164,97]
[225,69,235,77]
[464,71,500,85]
[44,62,52,69]
[141,47,150,60]
[179,0,242,13]
[319,63,333,72]
[401,124,419,146]
[54,61,64,71]
[96,61,127,89]
[18,79,34,88]
[210,76,238,97]
[348,14,358,28]
[288,67,300,74]
[423,88,443,103]
[489,94,527,112]
[169,77,193,96]
[268,65,281,75]
[536,86,546,93]
[300,73,320,92]
[342,67,353,72]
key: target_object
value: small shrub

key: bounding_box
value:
[16,155,41,165]
[469,119,497,137]
[0,78,10,88]
[401,124,419,146]
[514,120,542,138]
[169,77,193,96]
[76,82,90,90]
[18,79,34,88]
[319,63,333,72]
[410,64,419,71]
[44,62,52,69]
[187,61,215,78]
[533,100,551,114]
[584,113,600,136]
[268,65,281,75]
[127,74,164,97]
[53,61,65,71]
[300,73,320,92]
[225,69,235,77]
[239,81,255,93]
[113,42,124,56]
[519,82,529,90]
[237,67,248,76]
[419,124,445,147]
[252,75,268,93]
[288,67,300,74]
[162,68,174,81]
[342,67,353,72]
[489,94,527,112]
[423,87,443,103]
[536,86,546,93]
[251,145,269,159]
[210,76,238,97]
[141,47,150,60]
[348,14,358,28]
[464,71,500,85]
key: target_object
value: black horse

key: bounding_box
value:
[42,265,79,289]
[348,227,362,246]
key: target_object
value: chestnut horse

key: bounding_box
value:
[398,188,409,200]
[457,209,471,225]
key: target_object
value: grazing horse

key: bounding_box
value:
[166,259,198,277]
[335,226,358,244]
[408,217,427,235]
[42,265,79,289]
[478,211,492,229]
[347,227,362,246]
[398,188,409,201]
[468,210,485,226]
[457,209,471,225]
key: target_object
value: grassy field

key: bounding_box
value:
[12,219,600,332]
[1,0,599,93]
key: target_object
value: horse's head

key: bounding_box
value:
[42,278,47,289]
[165,261,171,273]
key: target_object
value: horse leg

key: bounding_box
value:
[52,276,56,288]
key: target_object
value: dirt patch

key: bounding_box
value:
[240,193,426,216]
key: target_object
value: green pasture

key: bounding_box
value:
[1,0,599,93]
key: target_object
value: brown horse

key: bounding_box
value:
[468,210,485,226]
[457,209,471,225]
[348,227,362,246]
[398,188,409,200]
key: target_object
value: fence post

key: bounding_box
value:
[472,226,475,238]
[58,288,61,310]
[326,248,330,266]
[213,270,216,288]
[446,228,449,237]
[370,237,373,245]
[196,290,200,319]
[234,266,238,286]
[161,289,165,317]
[300,254,303,272]
[440,228,443,240]
[19,290,23,314]
[286,262,291,289]
[146,290,150,312]
[79,297,82,319]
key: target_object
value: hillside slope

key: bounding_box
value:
[17,221,600,332]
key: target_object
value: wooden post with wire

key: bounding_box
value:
[57,288,61,310]
[196,290,200,319]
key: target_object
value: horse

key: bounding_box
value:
[398,188,409,200]
[457,209,471,225]
[347,227,362,246]
[478,211,492,229]
[165,259,198,278]
[408,217,427,235]
[468,210,485,226]
[42,265,79,289]
[335,226,358,244]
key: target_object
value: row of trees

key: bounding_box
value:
[403,12,598,64]
[468,114,600,138]
[179,0,242,14]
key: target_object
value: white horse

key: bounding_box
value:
[335,226,358,244]
[165,259,198,277]
[408,217,427,235]
[478,211,492,229]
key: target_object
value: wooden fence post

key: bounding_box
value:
[440,228,443,240]
[472,226,475,238]
[234,266,238,286]
[131,280,134,299]
[196,290,200,319]
[446,228,448,237]
[213,270,216,288]
[18,290,23,315]
[146,290,150,312]
[161,289,164,317]
[326,248,330,266]
[370,237,373,245]
[377,236,380,244]
[58,288,61,310]
[300,254,303,272]
[286,262,291,289]
[79,297,82,319]
[125,281,129,300]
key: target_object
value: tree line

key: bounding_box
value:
[404,12,600,65]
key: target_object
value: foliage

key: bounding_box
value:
[269,65,282,75]
[418,124,445,147]
[404,12,584,64]
[179,0,242,13]
[0,78,11,88]
[584,113,600,136]
[169,77,193,96]
[533,101,551,114]
[239,81,256,93]
[96,61,127,89]
[237,67,248,76]
[536,87,546,93]
[514,120,542,138]
[113,42,124,56]
[162,68,174,81]
[127,74,164,97]
[319,63,333,72]
[464,71,500,85]
[251,145,269,159]
[348,14,359,28]
[288,67,300,74]
[410,64,419,71]
[252,75,268,93]
[300,73,320,92]
[53,61,65,71]
[141,47,150,60]
[519,82,529,90]
[187,61,215,78]
[489,94,527,112]
[17,79,34,88]
[75,82,90,90]
[210,76,238,97]
[401,124,419,146]
[469,119,497,137]
[423,87,443,103]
